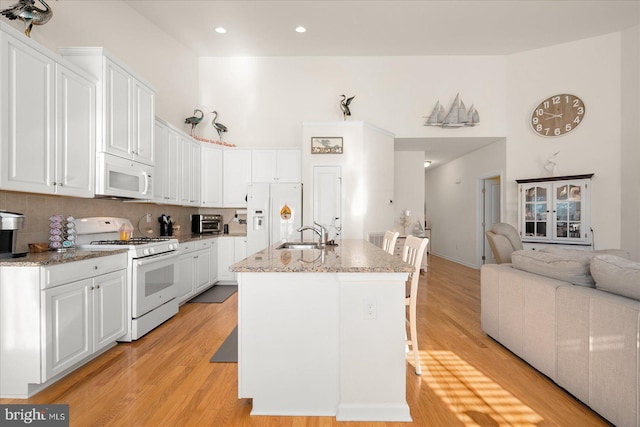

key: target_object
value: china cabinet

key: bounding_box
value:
[517,174,593,246]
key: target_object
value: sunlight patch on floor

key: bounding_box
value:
[409,350,545,426]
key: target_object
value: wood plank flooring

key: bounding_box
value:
[1,255,612,426]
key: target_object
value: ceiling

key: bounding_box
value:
[122,0,639,168]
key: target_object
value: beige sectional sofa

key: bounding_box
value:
[481,249,640,427]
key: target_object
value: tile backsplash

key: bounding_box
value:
[0,190,196,253]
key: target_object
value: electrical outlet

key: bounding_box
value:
[363,298,377,320]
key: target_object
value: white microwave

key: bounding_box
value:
[96,152,153,199]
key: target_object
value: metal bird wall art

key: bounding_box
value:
[184,109,204,136]
[211,111,228,141]
[1,0,56,37]
[339,94,355,121]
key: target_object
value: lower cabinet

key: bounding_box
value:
[176,239,213,304]
[217,236,247,282]
[0,252,128,398]
[43,269,126,381]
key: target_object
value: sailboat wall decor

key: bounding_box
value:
[423,93,480,127]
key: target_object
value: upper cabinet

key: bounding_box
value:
[201,143,223,207]
[179,136,201,206]
[251,149,301,183]
[60,47,155,166]
[153,119,180,204]
[0,25,96,197]
[517,174,593,246]
[223,149,252,207]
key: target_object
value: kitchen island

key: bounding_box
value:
[231,239,414,422]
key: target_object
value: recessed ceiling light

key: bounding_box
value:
[424,161,432,168]
[215,27,227,34]
[295,26,307,33]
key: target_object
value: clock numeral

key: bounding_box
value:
[536,108,544,116]
[565,124,572,132]
[573,99,581,108]
[536,124,543,132]
[552,96,560,105]
[554,128,561,136]
[573,116,581,124]
[565,95,571,103]
[544,127,550,135]
[532,117,539,125]
[577,106,584,115]
[543,101,549,109]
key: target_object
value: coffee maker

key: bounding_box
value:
[0,211,26,258]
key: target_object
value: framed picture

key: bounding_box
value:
[311,137,343,154]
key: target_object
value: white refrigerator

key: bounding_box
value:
[247,183,303,254]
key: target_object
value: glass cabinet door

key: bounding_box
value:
[523,185,549,239]
[554,183,583,241]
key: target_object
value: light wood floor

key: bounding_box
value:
[1,255,612,426]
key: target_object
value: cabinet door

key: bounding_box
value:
[201,144,223,207]
[251,150,277,183]
[276,150,301,182]
[217,237,235,281]
[165,130,180,203]
[176,248,195,303]
[0,33,54,193]
[43,279,92,381]
[234,236,247,262]
[210,239,219,283]
[223,149,252,207]
[55,63,95,197]
[194,248,211,291]
[152,121,166,201]
[93,270,127,350]
[133,80,155,165]
[180,138,201,206]
[103,60,133,158]
[553,181,589,243]
[521,183,551,241]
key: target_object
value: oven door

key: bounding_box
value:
[132,251,178,318]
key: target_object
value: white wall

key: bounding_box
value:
[393,152,425,235]
[0,0,199,131]
[301,122,394,240]
[620,25,640,260]
[506,32,622,251]
[199,56,508,147]
[425,140,506,267]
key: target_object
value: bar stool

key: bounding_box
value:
[402,235,429,375]
[382,230,400,255]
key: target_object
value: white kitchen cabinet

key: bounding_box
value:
[517,174,593,246]
[180,137,201,206]
[251,149,301,183]
[223,149,252,207]
[60,47,156,166]
[43,269,126,381]
[210,238,219,283]
[201,143,223,207]
[217,236,247,282]
[176,239,212,304]
[153,119,180,204]
[0,252,127,398]
[0,25,95,197]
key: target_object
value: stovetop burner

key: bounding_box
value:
[90,237,172,245]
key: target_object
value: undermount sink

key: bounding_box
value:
[276,242,321,250]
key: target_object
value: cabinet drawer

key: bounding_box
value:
[43,253,128,289]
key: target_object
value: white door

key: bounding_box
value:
[483,177,501,264]
[313,166,342,241]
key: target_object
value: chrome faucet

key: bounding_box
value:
[297,222,328,247]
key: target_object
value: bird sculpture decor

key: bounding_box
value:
[339,94,355,121]
[211,111,228,141]
[1,0,55,37]
[184,109,204,136]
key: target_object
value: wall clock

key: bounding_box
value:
[530,94,585,137]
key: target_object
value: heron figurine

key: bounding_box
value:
[211,111,228,141]
[339,94,355,120]
[1,0,55,37]
[184,109,204,136]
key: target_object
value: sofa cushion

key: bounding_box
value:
[591,255,640,301]
[511,250,594,287]
[542,246,630,261]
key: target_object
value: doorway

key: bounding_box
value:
[480,175,501,265]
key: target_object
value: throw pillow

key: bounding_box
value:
[591,255,640,301]
[511,249,594,287]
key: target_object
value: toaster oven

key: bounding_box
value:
[191,214,222,234]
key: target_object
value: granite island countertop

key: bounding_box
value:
[0,248,129,267]
[231,239,413,273]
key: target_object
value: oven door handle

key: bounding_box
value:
[135,251,178,267]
